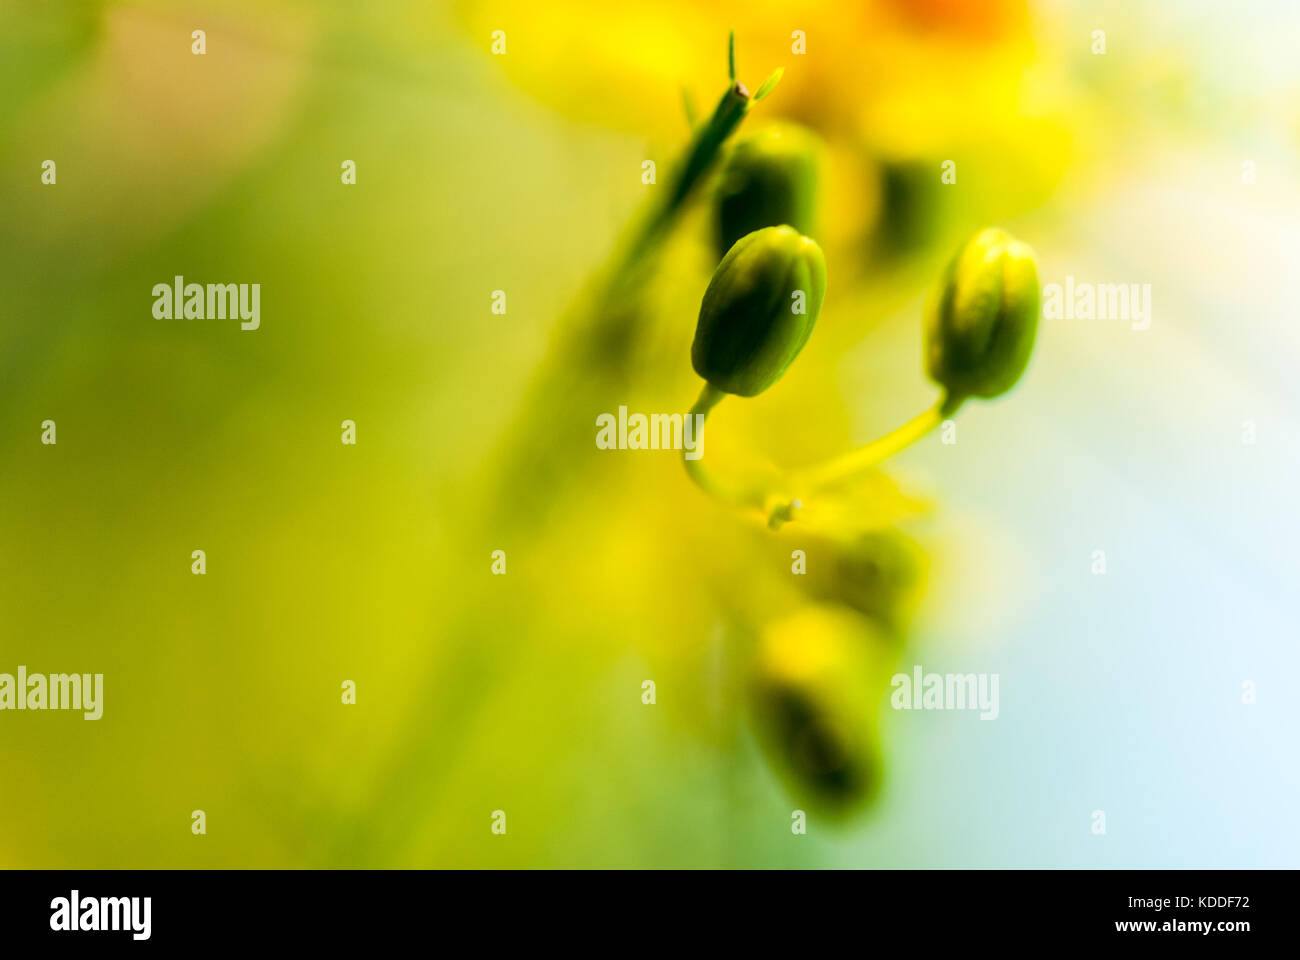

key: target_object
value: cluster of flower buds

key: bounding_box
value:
[692,224,1038,411]
[680,69,1040,816]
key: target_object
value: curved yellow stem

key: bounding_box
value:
[683,386,965,531]
[682,384,773,512]
[793,393,962,490]
[764,393,964,529]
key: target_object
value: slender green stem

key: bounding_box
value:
[684,388,967,529]
[683,383,780,514]
[793,392,964,490]
[761,393,965,530]
[682,384,740,503]
[681,384,798,523]
[634,82,750,261]
[489,41,777,529]
[691,382,727,420]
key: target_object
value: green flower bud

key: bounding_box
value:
[924,227,1039,401]
[692,225,827,398]
[872,158,941,257]
[800,529,927,636]
[751,604,888,815]
[714,123,821,257]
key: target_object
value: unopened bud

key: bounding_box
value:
[924,227,1039,401]
[714,123,821,257]
[692,225,827,398]
[751,604,886,815]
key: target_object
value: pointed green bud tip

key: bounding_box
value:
[925,227,1040,401]
[692,225,826,398]
[715,122,821,257]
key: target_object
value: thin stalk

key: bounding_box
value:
[489,56,775,529]
[682,383,742,504]
[629,82,750,266]
[682,383,784,516]
[758,392,964,529]
[792,392,964,491]
[685,389,966,528]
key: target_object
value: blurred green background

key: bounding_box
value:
[2,0,1298,867]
